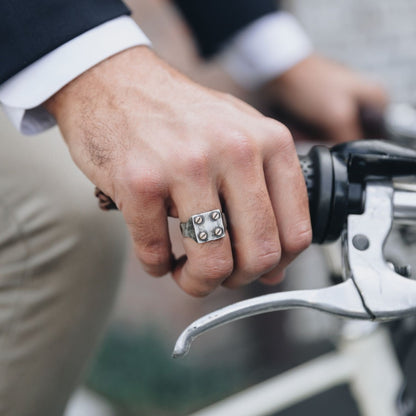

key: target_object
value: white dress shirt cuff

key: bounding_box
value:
[0,16,150,135]
[218,11,313,90]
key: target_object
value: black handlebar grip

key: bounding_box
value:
[298,147,335,244]
[95,148,338,243]
[95,144,359,244]
[299,155,315,204]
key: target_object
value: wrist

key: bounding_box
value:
[45,45,154,121]
[1,16,150,135]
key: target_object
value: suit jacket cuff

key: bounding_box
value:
[175,0,277,58]
[0,16,150,135]
[218,12,313,90]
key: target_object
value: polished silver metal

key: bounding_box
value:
[393,189,416,222]
[194,215,204,225]
[173,280,369,358]
[346,183,416,321]
[211,211,221,221]
[214,227,224,237]
[173,182,416,358]
[198,231,208,241]
[180,209,226,243]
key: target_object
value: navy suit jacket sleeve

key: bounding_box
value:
[173,0,279,58]
[0,0,129,84]
[1,0,278,84]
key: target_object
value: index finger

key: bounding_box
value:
[261,122,312,282]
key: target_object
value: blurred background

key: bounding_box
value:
[66,1,416,415]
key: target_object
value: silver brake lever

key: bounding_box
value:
[346,182,416,320]
[173,280,369,358]
[173,182,416,358]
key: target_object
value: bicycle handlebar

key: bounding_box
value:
[299,140,416,244]
[95,140,416,245]
[173,143,416,357]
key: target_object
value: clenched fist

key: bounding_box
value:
[45,46,311,296]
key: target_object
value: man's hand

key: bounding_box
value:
[266,54,388,143]
[45,46,311,296]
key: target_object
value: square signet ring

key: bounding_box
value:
[180,209,227,243]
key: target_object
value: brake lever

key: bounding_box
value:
[347,182,416,320]
[173,141,416,358]
[173,281,369,358]
[90,139,416,358]
[172,181,416,357]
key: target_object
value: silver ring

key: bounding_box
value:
[180,209,227,243]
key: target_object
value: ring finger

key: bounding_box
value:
[171,181,234,297]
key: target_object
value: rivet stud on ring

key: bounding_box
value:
[211,211,221,221]
[198,231,208,241]
[180,209,226,243]
[194,215,204,225]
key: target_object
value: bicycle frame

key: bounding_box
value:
[190,323,403,416]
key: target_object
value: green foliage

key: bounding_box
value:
[87,325,248,415]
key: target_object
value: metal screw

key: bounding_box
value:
[194,215,204,225]
[352,234,370,251]
[211,211,221,221]
[214,227,223,237]
[198,231,208,241]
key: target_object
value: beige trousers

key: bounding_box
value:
[0,112,127,416]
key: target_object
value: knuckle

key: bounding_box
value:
[279,123,294,143]
[265,117,287,132]
[135,173,164,196]
[226,134,258,165]
[121,164,165,198]
[182,151,211,180]
[136,243,170,268]
[199,255,234,282]
[275,125,295,152]
[266,118,292,139]
[282,222,313,255]
[262,119,295,155]
[185,285,214,298]
[242,248,281,277]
